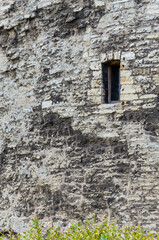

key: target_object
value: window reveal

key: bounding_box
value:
[102,61,120,103]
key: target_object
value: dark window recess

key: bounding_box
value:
[102,61,120,103]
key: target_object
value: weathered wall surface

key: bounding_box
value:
[0,0,159,233]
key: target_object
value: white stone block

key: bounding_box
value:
[122,52,135,60]
[42,100,52,109]
[140,94,157,99]
[95,0,105,7]
[100,53,107,63]
[120,93,138,101]
[88,88,101,96]
[90,62,100,70]
[38,0,51,8]
[114,51,121,60]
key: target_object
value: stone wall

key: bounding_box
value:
[0,0,159,233]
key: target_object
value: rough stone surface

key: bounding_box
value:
[0,0,159,233]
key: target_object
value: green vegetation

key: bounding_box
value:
[1,217,159,240]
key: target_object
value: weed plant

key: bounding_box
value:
[1,216,159,240]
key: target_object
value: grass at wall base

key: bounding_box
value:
[1,216,159,240]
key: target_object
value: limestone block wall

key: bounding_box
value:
[0,0,159,233]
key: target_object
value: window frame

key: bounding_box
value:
[102,60,120,104]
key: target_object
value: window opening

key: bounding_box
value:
[102,60,120,103]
